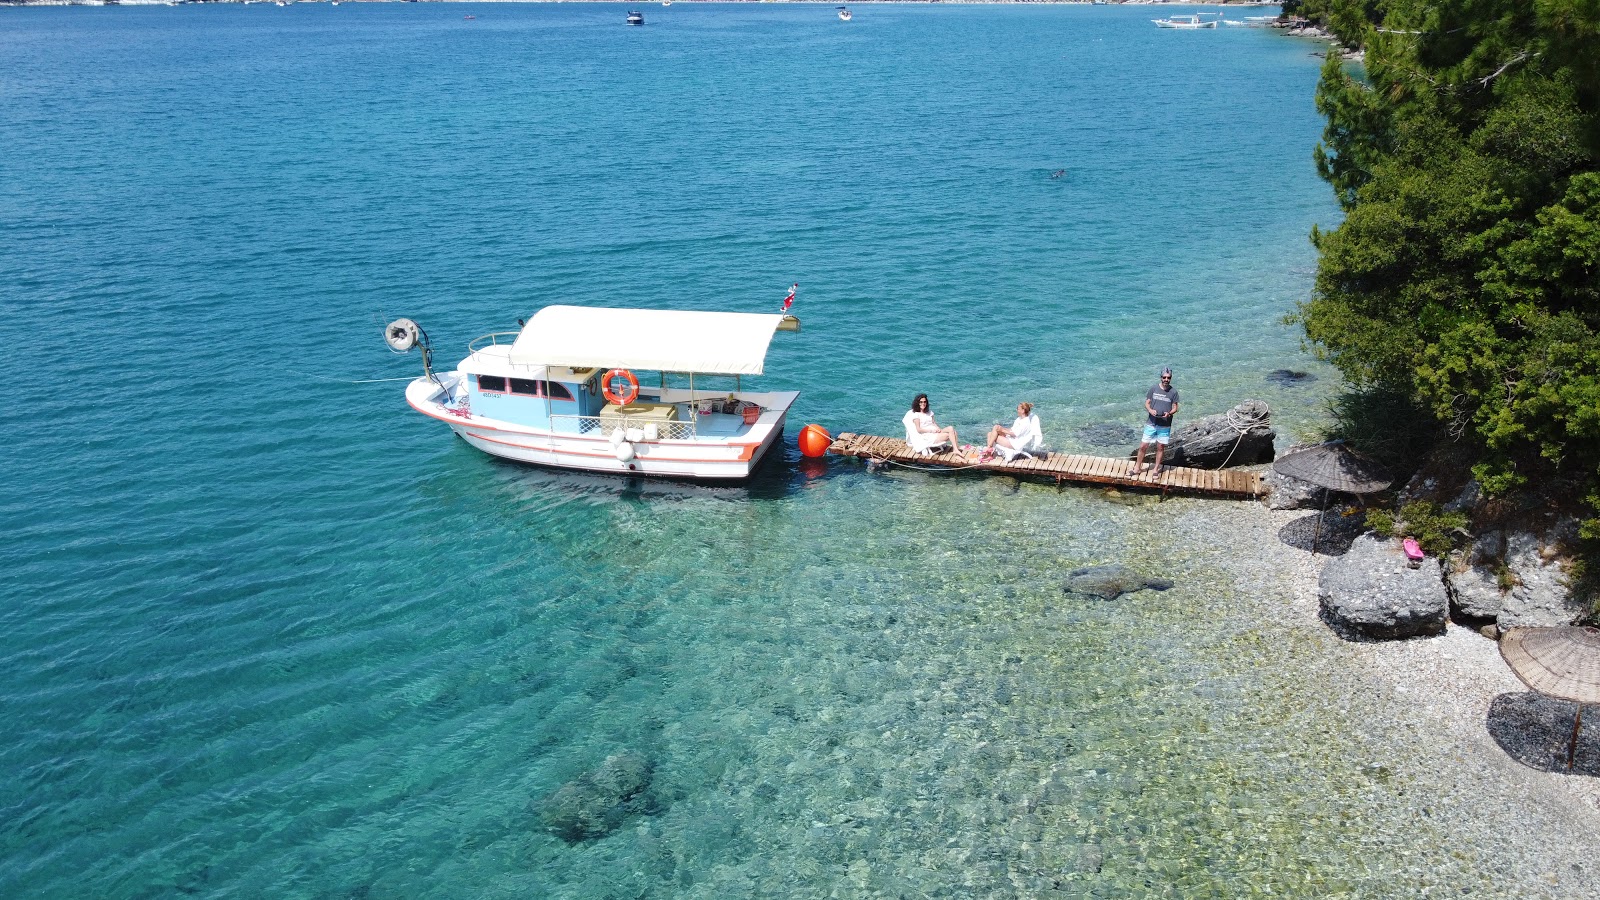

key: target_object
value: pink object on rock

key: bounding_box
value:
[1402,537,1424,561]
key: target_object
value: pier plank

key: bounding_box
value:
[828,432,1261,500]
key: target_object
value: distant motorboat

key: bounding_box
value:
[1153,14,1219,29]
[838,6,851,21]
[662,0,671,5]
[627,10,644,25]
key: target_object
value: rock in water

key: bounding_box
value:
[537,751,656,842]
[1266,369,1317,386]
[1152,400,1276,469]
[1318,535,1448,639]
[1063,565,1174,600]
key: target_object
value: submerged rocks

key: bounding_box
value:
[1318,534,1448,640]
[1266,369,1317,387]
[1063,565,1174,600]
[1157,400,1276,469]
[537,751,657,842]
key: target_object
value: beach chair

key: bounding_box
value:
[995,414,1044,463]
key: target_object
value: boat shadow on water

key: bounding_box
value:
[477,442,842,505]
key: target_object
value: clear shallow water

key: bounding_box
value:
[0,4,1516,896]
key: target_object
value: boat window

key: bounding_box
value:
[509,377,542,396]
[545,381,575,401]
[478,375,507,393]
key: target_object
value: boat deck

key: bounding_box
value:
[827,432,1262,500]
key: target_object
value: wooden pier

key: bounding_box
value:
[827,432,1262,500]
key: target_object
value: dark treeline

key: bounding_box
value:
[1290,0,1600,547]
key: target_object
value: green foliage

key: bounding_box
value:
[1365,507,1396,537]
[1302,0,1600,547]
[1395,501,1470,556]
[1321,386,1438,478]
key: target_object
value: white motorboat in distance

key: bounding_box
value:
[1153,14,1220,29]
[838,6,851,21]
[390,306,803,480]
[627,10,644,25]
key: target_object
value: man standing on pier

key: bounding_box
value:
[1132,366,1180,478]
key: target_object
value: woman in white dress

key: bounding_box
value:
[903,393,959,454]
[985,402,1040,457]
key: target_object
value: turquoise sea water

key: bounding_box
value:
[6,4,1544,897]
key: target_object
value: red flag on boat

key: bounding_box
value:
[782,283,797,312]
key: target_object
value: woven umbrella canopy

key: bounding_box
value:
[1500,626,1600,770]
[1273,441,1393,554]
[1272,440,1393,494]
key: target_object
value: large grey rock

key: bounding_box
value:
[537,751,656,842]
[1062,565,1174,600]
[1445,526,1583,632]
[1446,530,1508,621]
[1263,467,1327,510]
[1496,530,1579,629]
[1152,400,1276,469]
[1318,534,1448,639]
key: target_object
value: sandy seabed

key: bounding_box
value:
[1166,495,1600,897]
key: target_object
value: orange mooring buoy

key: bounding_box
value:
[798,423,832,458]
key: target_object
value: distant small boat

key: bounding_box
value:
[662,0,671,5]
[1153,14,1219,29]
[627,10,644,25]
[838,6,851,21]
[464,14,475,20]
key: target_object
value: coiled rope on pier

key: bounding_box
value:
[1215,400,1273,470]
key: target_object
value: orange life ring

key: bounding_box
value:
[601,368,640,405]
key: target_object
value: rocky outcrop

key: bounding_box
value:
[1319,534,1449,640]
[1062,565,1174,600]
[1445,525,1583,632]
[1155,400,1276,469]
[537,751,657,842]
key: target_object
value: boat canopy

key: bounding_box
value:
[508,305,791,376]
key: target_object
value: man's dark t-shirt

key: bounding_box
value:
[1146,384,1180,427]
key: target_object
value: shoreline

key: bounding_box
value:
[1169,494,1600,893]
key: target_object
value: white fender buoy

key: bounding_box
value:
[614,441,635,462]
[609,428,626,447]
[625,426,644,443]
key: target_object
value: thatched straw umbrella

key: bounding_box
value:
[1500,626,1600,771]
[1272,441,1393,555]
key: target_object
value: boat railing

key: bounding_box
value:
[467,331,521,354]
[551,414,700,442]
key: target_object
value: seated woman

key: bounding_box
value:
[903,393,959,455]
[985,402,1042,461]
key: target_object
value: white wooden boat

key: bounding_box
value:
[390,306,802,480]
[838,7,851,21]
[1153,14,1220,29]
